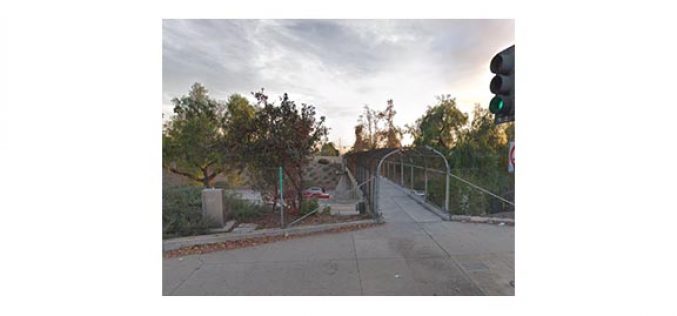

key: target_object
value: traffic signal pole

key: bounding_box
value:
[279,166,284,228]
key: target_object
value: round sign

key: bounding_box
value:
[510,145,515,166]
[508,142,515,172]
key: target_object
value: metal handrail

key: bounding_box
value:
[446,172,515,206]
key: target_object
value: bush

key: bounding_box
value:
[213,181,230,189]
[163,186,215,238]
[300,199,319,216]
[444,168,513,216]
[223,192,267,222]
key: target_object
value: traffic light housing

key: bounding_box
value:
[489,45,514,124]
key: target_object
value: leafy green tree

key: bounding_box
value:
[222,93,257,170]
[451,105,507,169]
[406,98,513,215]
[163,83,228,187]
[448,105,513,214]
[410,95,468,154]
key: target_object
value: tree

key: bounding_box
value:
[351,100,402,151]
[360,105,382,149]
[380,99,402,148]
[450,105,507,169]
[163,83,229,187]
[447,105,513,214]
[222,93,257,170]
[320,142,340,156]
[240,90,328,212]
[351,123,369,152]
[410,95,468,154]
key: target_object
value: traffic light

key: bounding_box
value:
[489,45,515,124]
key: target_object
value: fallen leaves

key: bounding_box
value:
[164,222,381,258]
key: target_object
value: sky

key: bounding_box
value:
[163,19,514,148]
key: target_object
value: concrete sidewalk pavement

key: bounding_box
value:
[163,178,514,295]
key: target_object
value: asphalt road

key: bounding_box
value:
[163,178,514,295]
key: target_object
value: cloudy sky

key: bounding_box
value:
[163,19,514,147]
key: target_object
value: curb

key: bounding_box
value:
[451,215,514,225]
[163,219,377,251]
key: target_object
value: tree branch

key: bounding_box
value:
[165,166,202,182]
[207,172,219,182]
[204,159,217,169]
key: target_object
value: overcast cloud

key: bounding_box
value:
[163,19,514,147]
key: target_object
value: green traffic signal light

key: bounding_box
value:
[489,96,505,114]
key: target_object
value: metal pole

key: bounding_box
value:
[391,161,395,181]
[390,161,394,180]
[425,146,450,216]
[424,158,428,200]
[368,168,372,213]
[390,162,397,182]
[400,155,404,186]
[447,172,514,206]
[410,164,414,189]
[279,166,285,228]
[392,161,395,181]
[372,167,377,216]
[287,206,320,227]
[445,172,449,218]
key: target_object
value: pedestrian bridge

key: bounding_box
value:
[343,147,515,220]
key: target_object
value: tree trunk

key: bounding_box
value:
[284,168,300,210]
[297,165,304,208]
[271,187,279,212]
[202,168,211,188]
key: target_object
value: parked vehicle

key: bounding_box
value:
[303,187,331,199]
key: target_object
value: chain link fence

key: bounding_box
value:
[344,148,396,219]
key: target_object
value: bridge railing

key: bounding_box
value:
[347,146,515,219]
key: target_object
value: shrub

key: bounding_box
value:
[213,181,230,189]
[223,191,267,222]
[300,199,319,216]
[163,186,215,238]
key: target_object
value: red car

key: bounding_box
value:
[303,187,331,199]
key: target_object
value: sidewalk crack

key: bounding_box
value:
[169,256,204,296]
[351,233,364,295]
